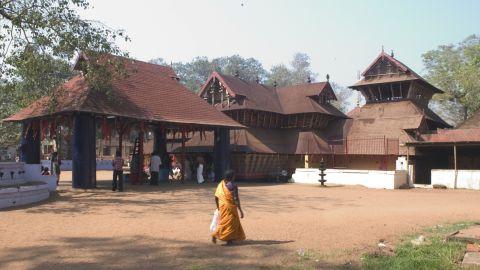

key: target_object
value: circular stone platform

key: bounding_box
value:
[0,182,50,209]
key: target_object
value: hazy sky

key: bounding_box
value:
[79,0,479,86]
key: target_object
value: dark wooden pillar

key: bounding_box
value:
[72,113,96,189]
[214,127,230,181]
[153,126,166,157]
[20,121,40,164]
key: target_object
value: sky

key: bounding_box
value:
[78,0,480,86]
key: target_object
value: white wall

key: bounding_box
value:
[41,159,113,171]
[292,168,408,189]
[0,183,50,209]
[24,164,57,192]
[431,169,480,190]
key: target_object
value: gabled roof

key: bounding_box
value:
[275,82,346,117]
[352,51,443,93]
[200,72,283,113]
[199,72,348,118]
[4,55,243,129]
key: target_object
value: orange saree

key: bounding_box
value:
[212,180,246,242]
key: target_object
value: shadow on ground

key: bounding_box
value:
[0,235,358,270]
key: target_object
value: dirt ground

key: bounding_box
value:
[1,171,480,270]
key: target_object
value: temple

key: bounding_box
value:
[5,50,478,190]
[179,51,453,185]
[178,71,348,180]
[333,51,451,170]
[4,54,242,188]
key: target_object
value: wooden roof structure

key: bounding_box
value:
[351,51,443,94]
[4,54,243,129]
[198,72,347,118]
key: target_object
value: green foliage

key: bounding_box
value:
[0,0,129,146]
[423,35,480,125]
[362,222,474,270]
[266,52,318,87]
[153,55,267,93]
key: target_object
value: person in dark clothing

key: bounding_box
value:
[112,150,124,191]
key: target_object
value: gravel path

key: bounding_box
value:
[1,171,479,269]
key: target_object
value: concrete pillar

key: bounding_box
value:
[72,113,96,189]
[214,127,230,181]
[20,121,40,164]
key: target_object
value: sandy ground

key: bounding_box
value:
[1,171,480,270]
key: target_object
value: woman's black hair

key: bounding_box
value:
[224,169,235,181]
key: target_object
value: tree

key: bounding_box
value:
[266,64,292,88]
[423,35,480,125]
[159,55,268,93]
[266,52,317,87]
[0,0,128,146]
[330,82,354,113]
[290,52,317,84]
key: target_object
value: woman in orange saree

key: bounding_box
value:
[211,170,245,245]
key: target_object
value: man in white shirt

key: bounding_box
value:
[150,151,161,185]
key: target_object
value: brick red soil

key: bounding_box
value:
[1,171,479,269]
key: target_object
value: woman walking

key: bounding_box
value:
[211,170,245,245]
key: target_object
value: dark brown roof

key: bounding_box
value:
[340,100,451,154]
[275,82,345,117]
[199,72,347,118]
[351,51,443,93]
[205,72,283,113]
[5,55,243,128]
[174,128,332,154]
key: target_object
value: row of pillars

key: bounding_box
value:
[20,113,231,189]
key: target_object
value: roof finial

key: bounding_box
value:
[390,50,394,57]
[326,74,330,82]
[381,45,384,53]
[234,70,239,77]
[307,76,311,83]
[255,76,260,83]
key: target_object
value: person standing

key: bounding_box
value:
[149,151,161,185]
[51,151,61,186]
[112,150,124,191]
[211,170,245,245]
[196,155,205,184]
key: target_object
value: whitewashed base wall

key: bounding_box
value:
[431,169,480,190]
[292,168,409,189]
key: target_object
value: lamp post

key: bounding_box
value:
[319,158,327,186]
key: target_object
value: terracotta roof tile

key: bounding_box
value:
[5,55,243,128]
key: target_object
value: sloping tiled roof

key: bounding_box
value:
[339,100,451,154]
[275,82,346,117]
[352,51,443,93]
[199,72,347,118]
[5,55,243,128]
[207,72,283,113]
[174,128,332,154]
[414,129,480,144]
